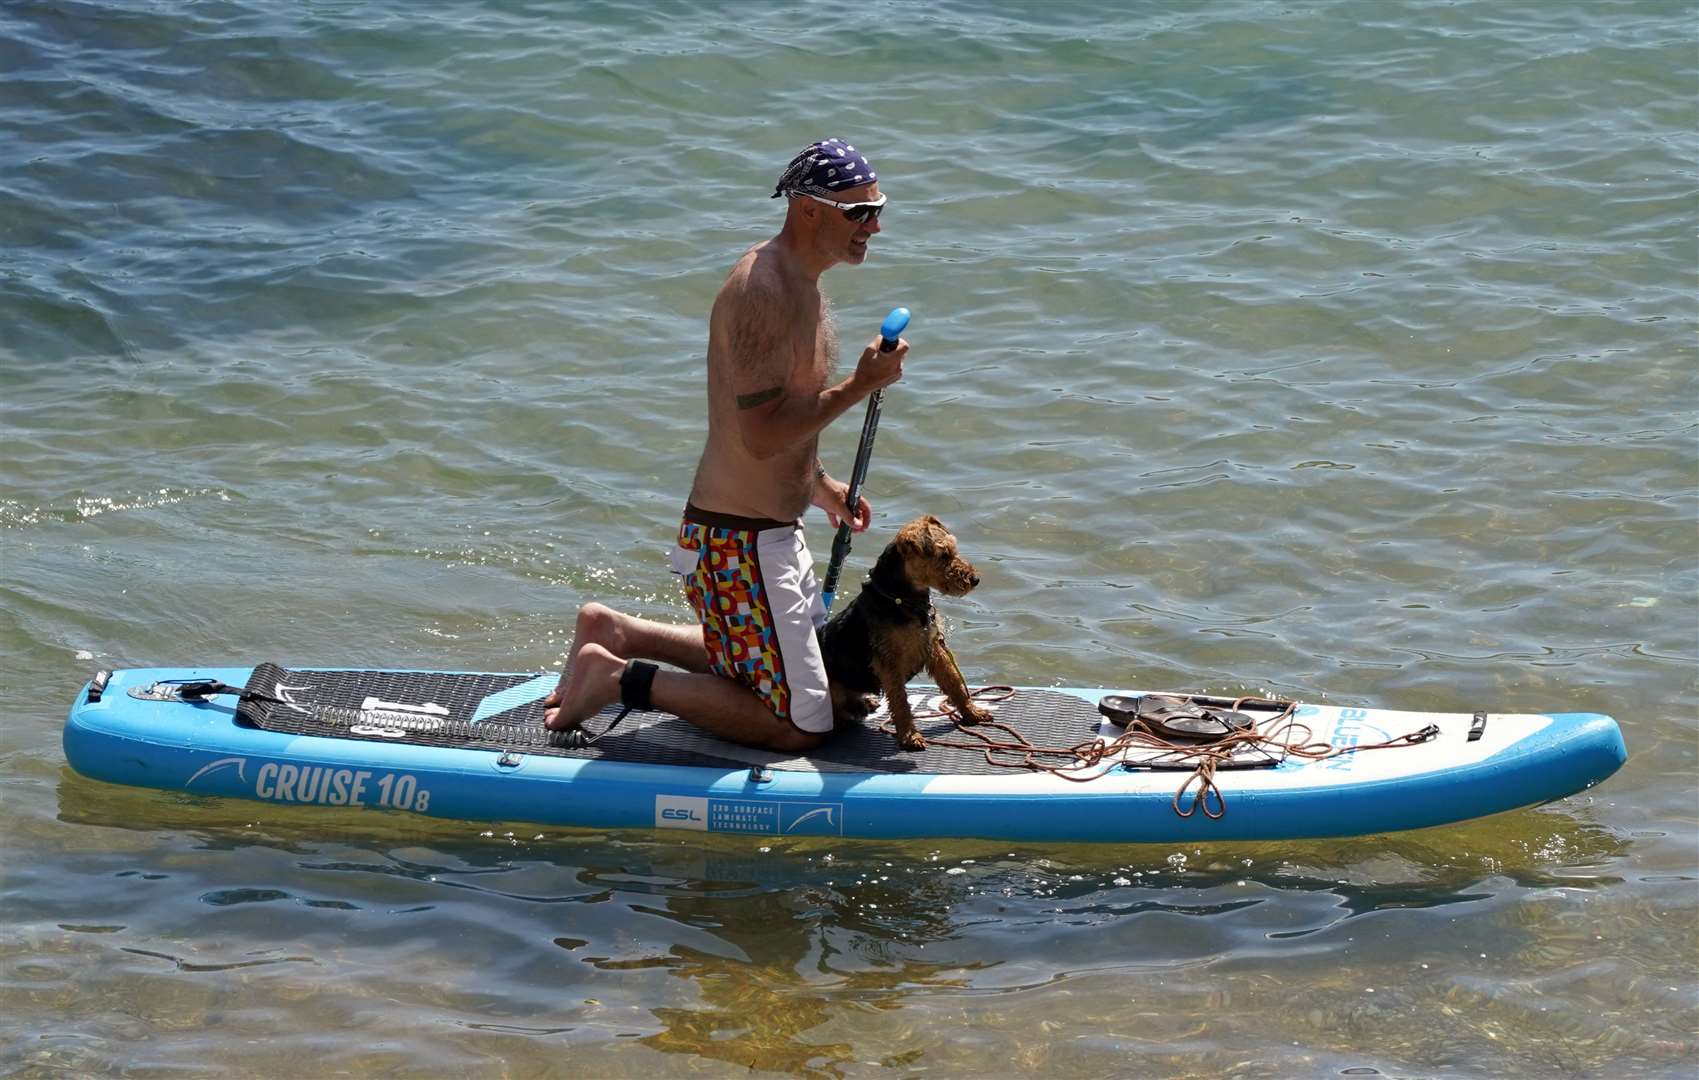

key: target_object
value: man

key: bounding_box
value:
[543,138,908,752]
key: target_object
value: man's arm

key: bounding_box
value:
[728,292,906,460]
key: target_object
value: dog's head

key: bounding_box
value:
[887,515,980,597]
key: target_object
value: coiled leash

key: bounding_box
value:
[900,688,1440,820]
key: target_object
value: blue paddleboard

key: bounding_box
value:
[62,665,1625,842]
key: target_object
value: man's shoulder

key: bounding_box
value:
[721,242,791,302]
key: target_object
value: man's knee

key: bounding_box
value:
[772,692,832,753]
[788,687,833,740]
[770,725,828,753]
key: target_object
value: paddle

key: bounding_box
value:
[821,306,910,612]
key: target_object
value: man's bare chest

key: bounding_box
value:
[711,302,838,386]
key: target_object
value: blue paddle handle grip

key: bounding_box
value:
[879,306,910,352]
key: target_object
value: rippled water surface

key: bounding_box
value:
[3,1,1695,1077]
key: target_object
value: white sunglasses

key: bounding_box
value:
[788,190,887,223]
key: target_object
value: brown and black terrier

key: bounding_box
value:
[820,515,992,751]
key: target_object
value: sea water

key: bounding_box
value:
[2,2,1694,1076]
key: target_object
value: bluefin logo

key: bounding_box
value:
[1325,708,1392,771]
[781,804,843,836]
[186,756,248,787]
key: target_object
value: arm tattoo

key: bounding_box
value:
[736,386,783,410]
[728,289,791,411]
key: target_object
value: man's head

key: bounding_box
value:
[773,138,885,267]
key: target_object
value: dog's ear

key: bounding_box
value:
[903,518,942,560]
[922,517,955,557]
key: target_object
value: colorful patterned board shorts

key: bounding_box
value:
[668,505,832,733]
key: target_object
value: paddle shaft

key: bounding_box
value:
[821,321,904,610]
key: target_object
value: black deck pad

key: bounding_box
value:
[236,664,1282,776]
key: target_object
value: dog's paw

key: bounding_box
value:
[897,730,927,752]
[957,704,994,726]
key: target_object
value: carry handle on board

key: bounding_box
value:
[821,306,910,611]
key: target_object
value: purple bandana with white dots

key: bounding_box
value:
[771,138,878,199]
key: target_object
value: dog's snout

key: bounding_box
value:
[969,571,980,588]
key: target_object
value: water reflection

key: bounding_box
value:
[49,771,1646,1076]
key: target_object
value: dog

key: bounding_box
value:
[819,515,992,751]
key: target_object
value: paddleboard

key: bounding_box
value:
[62,664,1625,843]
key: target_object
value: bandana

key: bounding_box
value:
[771,138,879,199]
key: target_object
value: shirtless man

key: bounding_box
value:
[543,138,907,752]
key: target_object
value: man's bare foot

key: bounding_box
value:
[543,643,625,731]
[564,603,623,677]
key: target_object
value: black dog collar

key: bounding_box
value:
[860,562,931,625]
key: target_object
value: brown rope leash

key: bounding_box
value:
[880,689,1439,819]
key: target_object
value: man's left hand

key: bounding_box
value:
[813,471,870,532]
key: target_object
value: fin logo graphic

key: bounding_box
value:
[781,804,842,836]
[186,756,248,788]
[272,680,316,715]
